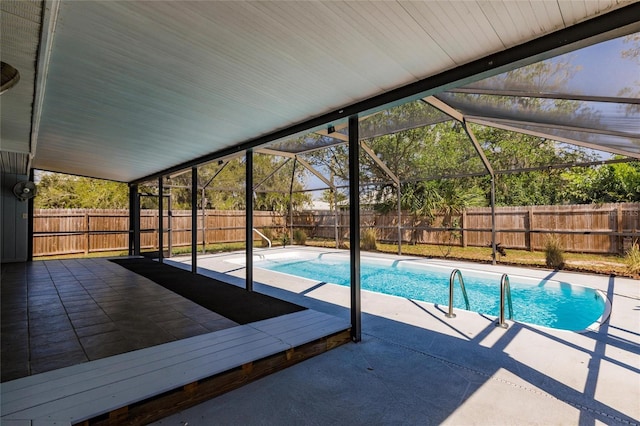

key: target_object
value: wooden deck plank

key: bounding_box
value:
[1,324,252,392]
[266,319,350,348]
[2,310,350,424]
[249,310,331,332]
[251,311,349,347]
[13,340,290,423]
[2,330,272,416]
[2,326,261,407]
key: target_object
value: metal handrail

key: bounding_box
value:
[495,273,513,328]
[253,228,272,248]
[445,269,470,318]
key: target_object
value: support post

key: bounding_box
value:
[333,189,340,249]
[397,184,402,255]
[128,184,135,256]
[134,192,140,256]
[491,176,497,265]
[158,177,164,263]
[423,99,496,262]
[245,150,254,292]
[191,168,198,273]
[85,212,90,255]
[289,159,297,242]
[167,189,172,258]
[348,115,361,343]
[201,188,206,254]
[27,169,34,262]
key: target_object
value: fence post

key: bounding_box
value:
[527,207,534,251]
[617,204,623,254]
[461,210,467,248]
[85,211,90,255]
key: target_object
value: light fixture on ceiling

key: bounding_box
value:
[0,62,20,95]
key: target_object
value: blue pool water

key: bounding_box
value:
[258,255,606,331]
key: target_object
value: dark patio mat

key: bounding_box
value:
[110,258,305,324]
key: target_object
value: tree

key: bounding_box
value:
[559,160,640,203]
[473,125,596,205]
[35,172,129,209]
[164,155,311,212]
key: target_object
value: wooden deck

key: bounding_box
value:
[1,310,350,426]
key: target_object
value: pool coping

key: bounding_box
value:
[167,247,640,424]
[223,247,613,333]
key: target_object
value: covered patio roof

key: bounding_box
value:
[1,1,639,182]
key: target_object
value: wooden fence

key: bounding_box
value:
[294,203,639,254]
[32,209,285,257]
[33,203,639,257]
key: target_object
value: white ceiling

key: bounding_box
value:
[1,1,636,182]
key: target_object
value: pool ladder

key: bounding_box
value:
[445,269,470,318]
[495,274,513,329]
[253,228,271,248]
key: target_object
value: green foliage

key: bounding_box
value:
[624,241,640,276]
[360,228,377,251]
[560,161,640,203]
[474,126,595,206]
[293,229,307,245]
[544,236,565,269]
[167,156,312,212]
[281,233,290,247]
[35,172,128,209]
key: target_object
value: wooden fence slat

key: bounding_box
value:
[33,203,640,257]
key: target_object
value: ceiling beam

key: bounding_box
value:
[294,156,334,190]
[360,141,399,185]
[422,96,464,122]
[131,3,640,184]
[463,119,494,176]
[29,0,61,173]
[448,88,640,105]
[255,148,296,159]
[495,157,636,175]
[468,118,640,160]
[465,115,637,139]
[315,129,349,142]
[253,158,291,191]
[423,96,494,175]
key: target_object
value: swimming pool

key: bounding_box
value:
[248,251,609,332]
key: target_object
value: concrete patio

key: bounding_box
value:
[154,248,640,425]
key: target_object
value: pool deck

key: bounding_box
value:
[157,246,640,425]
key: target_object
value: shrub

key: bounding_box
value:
[360,228,377,251]
[624,240,640,276]
[544,235,565,269]
[281,233,290,247]
[293,229,307,245]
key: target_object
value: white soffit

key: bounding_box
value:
[0,0,42,174]
[27,0,630,182]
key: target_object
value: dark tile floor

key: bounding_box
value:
[1,258,239,382]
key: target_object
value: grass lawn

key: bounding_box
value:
[305,239,635,278]
[34,239,637,278]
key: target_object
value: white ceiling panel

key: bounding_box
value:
[1,0,635,181]
[0,0,41,170]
